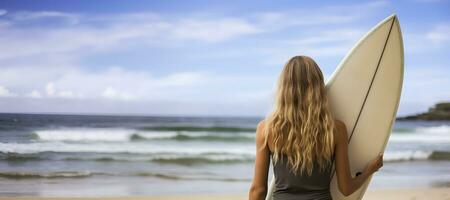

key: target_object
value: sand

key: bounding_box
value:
[0,188,449,200]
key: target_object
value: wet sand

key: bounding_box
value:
[0,188,449,200]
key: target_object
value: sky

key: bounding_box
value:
[0,0,448,117]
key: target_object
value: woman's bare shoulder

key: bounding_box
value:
[334,119,346,129]
[257,119,266,130]
[256,118,273,151]
[255,119,267,142]
[333,119,348,144]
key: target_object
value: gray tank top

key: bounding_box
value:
[271,152,333,200]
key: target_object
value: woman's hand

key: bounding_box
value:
[334,119,385,196]
[363,154,383,174]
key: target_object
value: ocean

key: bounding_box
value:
[0,113,449,197]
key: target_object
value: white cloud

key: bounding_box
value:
[274,28,364,58]
[45,82,55,96]
[184,26,367,67]
[11,11,80,22]
[156,72,206,87]
[57,90,81,99]
[253,1,389,30]
[412,0,446,3]
[0,85,17,97]
[0,24,163,59]
[237,28,366,66]
[0,9,7,16]
[325,0,390,12]
[0,65,213,101]
[404,23,450,54]
[285,29,364,45]
[256,13,356,28]
[0,1,391,60]
[426,24,450,44]
[0,1,446,116]
[101,87,135,101]
[0,13,262,59]
[172,18,261,42]
[398,65,450,115]
[0,64,275,105]
[41,82,83,99]
[28,90,42,98]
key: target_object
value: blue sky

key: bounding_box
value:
[0,0,448,117]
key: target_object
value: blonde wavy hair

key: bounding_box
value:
[264,55,335,176]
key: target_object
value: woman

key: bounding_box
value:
[248,56,383,200]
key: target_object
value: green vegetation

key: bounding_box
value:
[397,102,450,120]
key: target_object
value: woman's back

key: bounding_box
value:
[249,56,383,200]
[270,152,333,200]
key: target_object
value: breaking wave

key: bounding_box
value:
[31,128,254,142]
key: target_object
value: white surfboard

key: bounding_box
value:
[265,14,404,200]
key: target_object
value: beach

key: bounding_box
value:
[0,188,449,200]
[1,0,449,199]
[0,113,449,198]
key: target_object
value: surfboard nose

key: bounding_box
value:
[383,14,398,24]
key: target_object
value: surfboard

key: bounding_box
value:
[265,14,404,200]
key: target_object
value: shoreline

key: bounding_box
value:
[0,188,449,200]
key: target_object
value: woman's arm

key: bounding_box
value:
[249,120,271,200]
[334,120,383,196]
